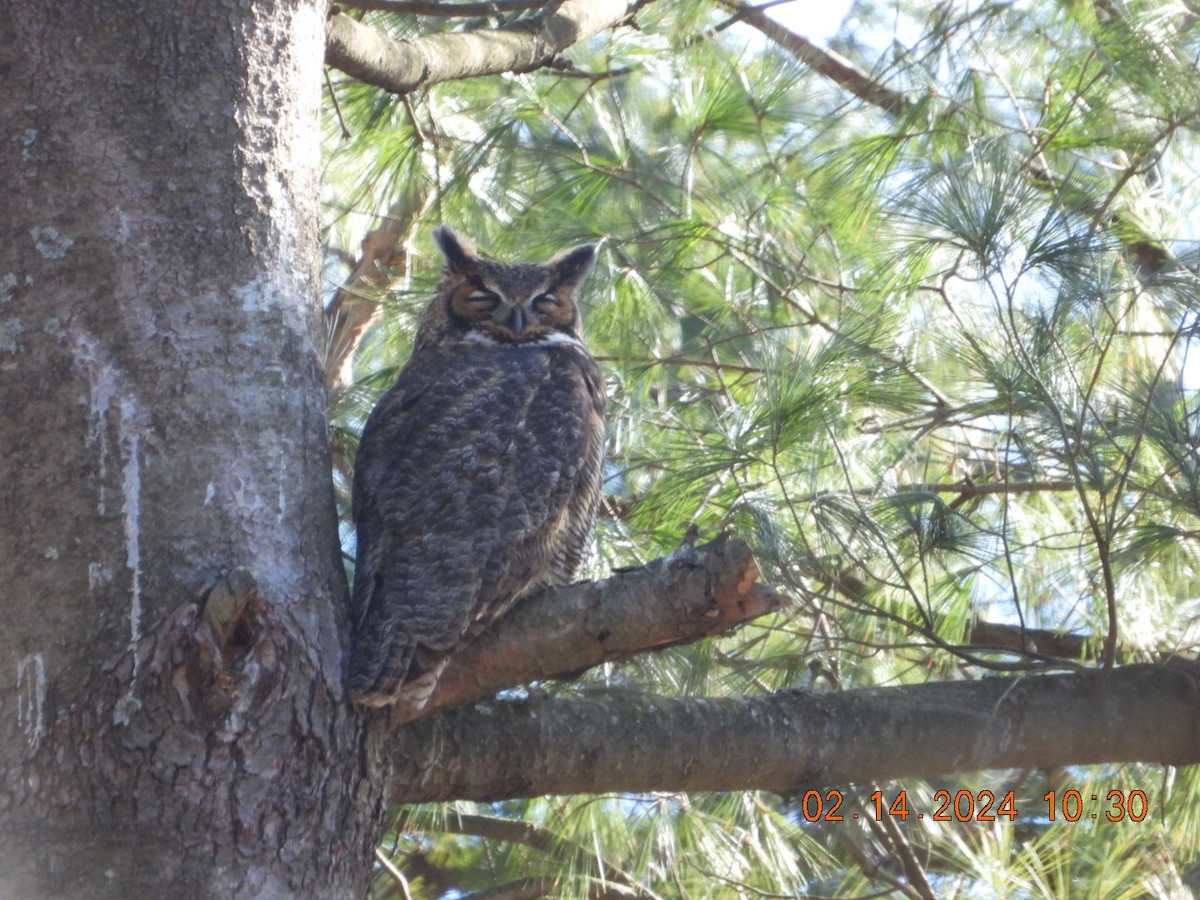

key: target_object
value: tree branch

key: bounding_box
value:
[437,814,655,898]
[325,191,433,389]
[396,533,786,722]
[324,0,646,95]
[339,0,546,15]
[714,0,913,116]
[967,621,1092,661]
[722,1,1174,274]
[391,660,1200,802]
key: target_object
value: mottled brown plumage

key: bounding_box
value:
[348,228,606,708]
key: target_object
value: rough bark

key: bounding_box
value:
[324,0,644,95]
[391,660,1200,803]
[0,2,382,896]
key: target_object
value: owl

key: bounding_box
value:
[347,227,606,708]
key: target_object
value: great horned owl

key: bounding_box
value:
[347,227,606,708]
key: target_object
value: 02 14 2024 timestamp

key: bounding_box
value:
[793,789,1149,822]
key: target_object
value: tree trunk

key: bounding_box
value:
[0,2,382,896]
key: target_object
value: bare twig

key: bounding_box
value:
[868,812,935,900]
[373,848,413,900]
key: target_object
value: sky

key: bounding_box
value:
[765,0,857,41]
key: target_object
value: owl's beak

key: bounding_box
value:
[508,306,528,335]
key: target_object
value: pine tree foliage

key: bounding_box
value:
[324,0,1200,895]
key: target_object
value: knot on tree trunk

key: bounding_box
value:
[200,566,263,665]
[128,567,281,726]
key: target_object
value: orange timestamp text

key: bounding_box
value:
[793,788,1150,823]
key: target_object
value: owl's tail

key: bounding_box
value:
[347,634,448,710]
[354,659,448,710]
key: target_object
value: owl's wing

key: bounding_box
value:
[348,343,604,706]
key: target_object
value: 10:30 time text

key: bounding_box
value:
[792,789,1149,822]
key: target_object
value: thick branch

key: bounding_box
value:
[391,660,1200,802]
[398,533,786,722]
[325,0,643,95]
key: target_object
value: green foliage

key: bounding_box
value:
[326,0,1200,895]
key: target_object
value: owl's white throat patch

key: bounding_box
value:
[464,331,583,350]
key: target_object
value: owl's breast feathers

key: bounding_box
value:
[348,339,605,706]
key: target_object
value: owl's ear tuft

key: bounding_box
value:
[433,226,479,275]
[546,242,598,292]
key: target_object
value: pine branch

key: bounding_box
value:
[723,1,1174,275]
[394,533,786,722]
[324,0,649,95]
[437,814,657,899]
[869,812,935,900]
[713,0,913,116]
[373,849,414,899]
[390,660,1200,803]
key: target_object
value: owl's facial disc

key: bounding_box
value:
[449,280,580,345]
